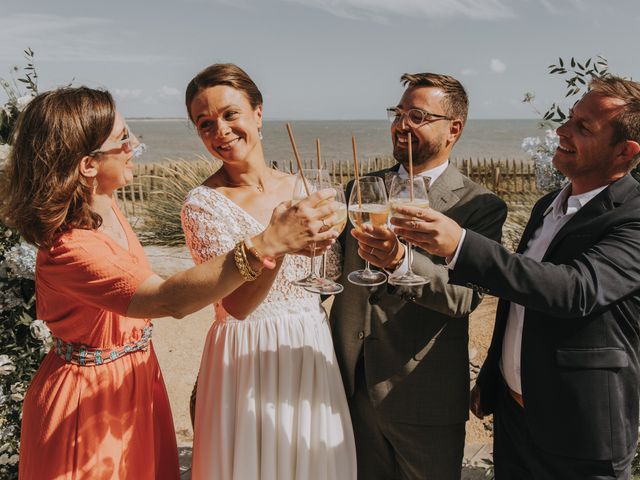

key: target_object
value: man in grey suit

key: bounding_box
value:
[393,75,640,479]
[330,72,507,479]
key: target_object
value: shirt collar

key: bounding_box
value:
[544,183,608,219]
[398,160,449,186]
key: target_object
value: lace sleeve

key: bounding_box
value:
[323,240,343,280]
[181,190,236,265]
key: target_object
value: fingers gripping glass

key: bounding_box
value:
[347,176,389,287]
[388,176,430,286]
[291,169,333,291]
[386,107,450,128]
[90,125,147,158]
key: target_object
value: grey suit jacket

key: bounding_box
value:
[330,163,507,425]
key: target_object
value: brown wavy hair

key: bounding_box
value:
[185,63,263,121]
[400,72,469,126]
[1,87,115,248]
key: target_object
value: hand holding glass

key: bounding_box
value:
[388,176,430,286]
[347,176,389,286]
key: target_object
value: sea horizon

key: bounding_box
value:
[128,118,545,165]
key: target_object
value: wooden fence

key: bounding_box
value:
[114,157,538,218]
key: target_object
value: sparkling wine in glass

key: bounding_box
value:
[307,185,347,295]
[292,169,332,289]
[388,176,431,286]
[347,176,389,286]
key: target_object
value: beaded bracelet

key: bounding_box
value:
[244,236,277,269]
[234,241,260,281]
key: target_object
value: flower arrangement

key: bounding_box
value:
[0,49,50,480]
[521,129,565,193]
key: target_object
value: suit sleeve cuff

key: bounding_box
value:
[445,228,466,270]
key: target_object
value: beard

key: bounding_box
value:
[393,136,444,170]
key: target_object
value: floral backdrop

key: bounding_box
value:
[0,49,50,480]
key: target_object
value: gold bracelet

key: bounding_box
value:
[240,240,262,277]
[234,242,260,281]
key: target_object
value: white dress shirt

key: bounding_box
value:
[500,183,606,394]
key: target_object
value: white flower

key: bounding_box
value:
[0,356,15,376]
[9,383,25,402]
[0,453,8,466]
[3,241,37,279]
[522,130,564,193]
[16,95,33,112]
[30,319,52,342]
[7,454,18,465]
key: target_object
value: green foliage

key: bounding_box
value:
[0,49,48,480]
[523,55,609,129]
[0,49,38,145]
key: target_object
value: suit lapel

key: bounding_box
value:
[428,164,465,212]
[515,194,555,254]
[543,174,638,259]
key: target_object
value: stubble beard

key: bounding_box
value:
[393,139,443,171]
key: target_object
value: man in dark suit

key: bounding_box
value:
[393,75,640,479]
[330,72,507,479]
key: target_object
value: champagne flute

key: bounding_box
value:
[388,176,430,286]
[306,185,347,295]
[292,169,331,289]
[347,176,389,286]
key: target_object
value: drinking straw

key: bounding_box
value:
[286,123,310,196]
[352,135,362,207]
[316,138,322,170]
[408,131,414,201]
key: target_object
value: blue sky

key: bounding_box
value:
[1,0,638,119]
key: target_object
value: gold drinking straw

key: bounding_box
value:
[286,123,310,196]
[408,131,414,201]
[352,135,362,207]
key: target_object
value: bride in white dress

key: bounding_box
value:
[181,63,357,480]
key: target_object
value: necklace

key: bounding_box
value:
[222,172,269,192]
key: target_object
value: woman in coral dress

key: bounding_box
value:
[182,64,357,480]
[2,87,339,480]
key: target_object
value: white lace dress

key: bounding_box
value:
[181,185,356,480]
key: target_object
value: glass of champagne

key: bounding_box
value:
[347,176,389,286]
[388,176,431,286]
[292,169,332,289]
[307,185,347,295]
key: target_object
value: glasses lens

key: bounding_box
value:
[408,110,425,126]
[386,108,399,123]
[132,143,147,158]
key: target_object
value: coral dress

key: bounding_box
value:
[182,186,357,480]
[19,202,179,480]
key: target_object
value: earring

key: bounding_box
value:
[92,178,98,195]
[258,128,263,140]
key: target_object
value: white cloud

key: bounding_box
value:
[490,58,506,73]
[159,86,181,97]
[0,13,177,64]
[461,68,478,76]
[114,89,144,99]
[284,0,516,20]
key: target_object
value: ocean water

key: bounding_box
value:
[127,118,544,166]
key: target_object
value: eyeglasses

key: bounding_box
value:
[386,107,450,128]
[90,125,147,158]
